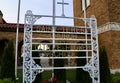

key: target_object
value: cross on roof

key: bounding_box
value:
[57,0,69,17]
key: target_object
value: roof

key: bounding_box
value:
[2,19,6,23]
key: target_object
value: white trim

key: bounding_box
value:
[81,0,90,11]
[111,69,120,74]
[86,0,90,7]
[82,0,85,11]
[98,22,120,34]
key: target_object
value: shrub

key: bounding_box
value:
[0,40,15,81]
[43,77,57,83]
[99,46,111,83]
[111,72,120,83]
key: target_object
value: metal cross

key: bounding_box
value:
[57,0,69,17]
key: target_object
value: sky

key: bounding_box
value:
[0,0,74,26]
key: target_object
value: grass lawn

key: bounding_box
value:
[16,69,76,83]
[1,67,120,83]
[16,69,22,83]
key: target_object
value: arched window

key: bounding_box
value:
[37,44,49,50]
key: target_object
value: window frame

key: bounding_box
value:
[81,0,90,11]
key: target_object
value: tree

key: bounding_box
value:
[99,46,111,83]
[0,40,15,81]
[76,51,91,83]
[0,39,8,64]
[32,45,42,83]
[54,45,66,83]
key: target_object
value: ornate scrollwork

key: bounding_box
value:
[23,48,44,83]
[83,16,100,83]
[23,10,100,83]
[23,10,43,83]
[31,60,44,81]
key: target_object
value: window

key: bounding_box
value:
[37,44,49,50]
[81,0,90,11]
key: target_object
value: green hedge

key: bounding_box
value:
[0,40,15,81]
[112,72,120,83]
[99,46,111,83]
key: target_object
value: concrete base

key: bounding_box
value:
[110,69,120,74]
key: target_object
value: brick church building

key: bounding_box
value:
[74,0,120,69]
[0,0,120,71]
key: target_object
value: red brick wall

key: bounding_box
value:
[74,0,110,26]
[98,31,120,69]
[108,0,120,22]
[74,0,120,26]
[74,0,120,69]
[110,31,120,69]
[98,31,113,68]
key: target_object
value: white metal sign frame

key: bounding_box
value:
[22,0,100,83]
[23,10,100,83]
